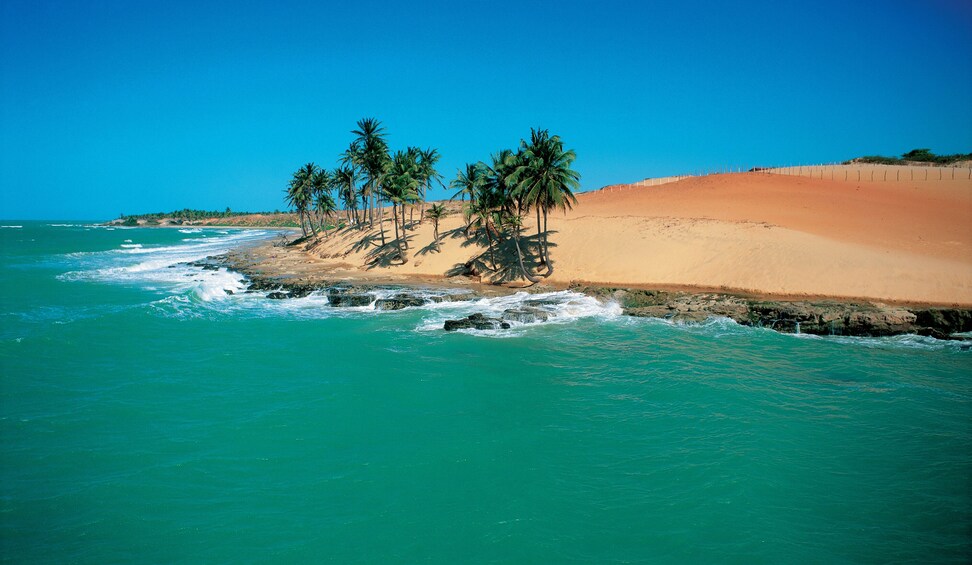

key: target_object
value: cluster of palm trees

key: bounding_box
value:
[284,119,581,283]
[450,128,580,282]
[284,163,337,237]
[285,118,442,262]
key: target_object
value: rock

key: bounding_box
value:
[913,308,972,338]
[626,306,676,319]
[283,285,315,299]
[502,307,550,324]
[224,289,234,295]
[522,298,560,307]
[374,295,427,311]
[267,292,289,299]
[444,313,511,331]
[327,290,373,307]
[426,292,474,303]
[187,260,221,271]
[247,279,279,292]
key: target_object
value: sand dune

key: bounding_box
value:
[290,169,972,305]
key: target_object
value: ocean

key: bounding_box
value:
[1,221,970,564]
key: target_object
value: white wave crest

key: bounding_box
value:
[414,290,622,334]
[60,229,272,302]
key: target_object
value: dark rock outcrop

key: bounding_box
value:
[444,313,511,331]
[502,307,550,324]
[426,292,474,303]
[327,290,373,307]
[374,295,427,311]
[912,308,972,339]
[572,284,972,339]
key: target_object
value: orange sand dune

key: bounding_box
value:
[579,172,971,261]
[294,170,972,305]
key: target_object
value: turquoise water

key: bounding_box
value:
[1,221,970,564]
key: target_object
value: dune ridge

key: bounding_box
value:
[268,169,972,306]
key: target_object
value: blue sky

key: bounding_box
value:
[2,0,970,220]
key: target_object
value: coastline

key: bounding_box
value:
[118,169,972,337]
[213,238,972,339]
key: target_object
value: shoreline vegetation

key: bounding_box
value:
[109,136,972,337]
[845,148,972,167]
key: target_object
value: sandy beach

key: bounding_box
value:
[241,169,972,306]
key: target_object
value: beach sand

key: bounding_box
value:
[250,169,972,306]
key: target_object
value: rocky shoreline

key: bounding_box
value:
[573,286,972,340]
[201,250,972,339]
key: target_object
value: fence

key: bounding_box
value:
[591,163,972,195]
[763,163,972,182]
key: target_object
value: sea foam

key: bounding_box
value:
[60,229,271,304]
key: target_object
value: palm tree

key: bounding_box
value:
[425,203,446,252]
[484,149,541,283]
[333,166,358,226]
[514,128,580,276]
[314,189,338,238]
[285,162,317,237]
[403,146,423,231]
[415,147,442,223]
[310,168,332,234]
[352,118,390,244]
[464,190,500,269]
[382,150,421,262]
[339,143,363,225]
[450,162,484,204]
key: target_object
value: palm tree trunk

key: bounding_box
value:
[378,194,387,247]
[542,208,553,276]
[367,185,374,226]
[420,182,428,223]
[512,229,540,284]
[401,205,409,250]
[484,223,496,270]
[391,203,406,263]
[535,206,545,267]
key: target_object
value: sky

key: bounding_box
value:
[1,0,970,220]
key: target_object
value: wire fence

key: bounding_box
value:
[591,163,972,195]
[763,163,972,182]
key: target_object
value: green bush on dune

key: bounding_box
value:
[848,148,972,165]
